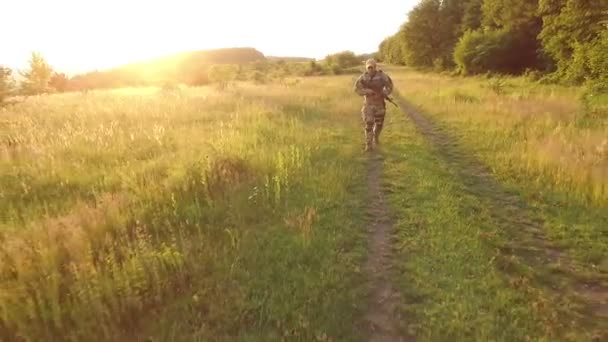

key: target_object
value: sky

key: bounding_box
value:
[2,0,417,74]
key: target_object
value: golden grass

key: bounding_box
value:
[0,76,369,341]
[391,69,607,205]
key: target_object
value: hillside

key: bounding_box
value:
[266,56,315,62]
[68,47,266,90]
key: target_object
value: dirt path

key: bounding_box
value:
[360,152,413,342]
[395,96,608,330]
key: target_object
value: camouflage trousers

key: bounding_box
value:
[361,103,386,147]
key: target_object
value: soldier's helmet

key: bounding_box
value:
[365,59,377,68]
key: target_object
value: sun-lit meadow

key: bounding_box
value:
[2,64,607,341]
[379,67,607,340]
[0,76,371,341]
[389,67,608,270]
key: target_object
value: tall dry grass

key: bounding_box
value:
[0,77,369,341]
[391,71,607,205]
[390,68,608,268]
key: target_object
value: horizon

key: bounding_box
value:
[2,0,417,75]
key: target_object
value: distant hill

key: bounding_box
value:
[68,47,266,90]
[266,56,315,62]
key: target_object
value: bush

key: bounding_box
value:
[523,68,543,82]
[454,27,542,76]
[585,29,608,93]
[558,29,608,90]
[454,29,511,75]
[324,51,361,70]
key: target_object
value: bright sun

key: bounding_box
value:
[3,0,416,73]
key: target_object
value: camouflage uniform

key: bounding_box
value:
[354,59,394,150]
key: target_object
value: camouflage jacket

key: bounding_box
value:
[354,70,394,106]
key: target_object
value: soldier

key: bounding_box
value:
[354,58,394,151]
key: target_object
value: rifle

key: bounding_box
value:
[362,80,399,108]
[384,95,399,108]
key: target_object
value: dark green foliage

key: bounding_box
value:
[538,0,608,80]
[482,0,539,28]
[587,30,608,85]
[389,0,496,70]
[382,0,607,83]
[480,0,544,73]
[461,0,483,32]
[454,29,510,75]
[378,30,407,65]
[401,0,444,68]
[455,25,544,75]
[574,29,608,93]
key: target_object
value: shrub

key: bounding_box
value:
[454,27,542,76]
[324,51,361,70]
[454,29,511,75]
[586,29,608,93]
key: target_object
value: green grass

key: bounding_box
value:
[379,99,603,341]
[2,66,607,341]
[0,78,370,341]
[388,67,608,273]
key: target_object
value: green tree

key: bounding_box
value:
[483,0,545,71]
[378,32,407,65]
[461,0,483,32]
[482,0,539,28]
[0,66,15,103]
[538,0,608,80]
[20,52,53,95]
[378,34,405,64]
[402,0,444,67]
[437,0,469,67]
[399,0,475,69]
[586,28,608,92]
[454,28,515,75]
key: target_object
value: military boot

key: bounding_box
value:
[373,134,380,146]
[373,124,382,146]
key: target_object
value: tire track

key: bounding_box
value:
[395,95,608,335]
[359,152,414,342]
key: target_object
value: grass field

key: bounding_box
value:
[1,66,606,341]
[1,78,371,341]
[388,68,607,271]
[385,68,607,340]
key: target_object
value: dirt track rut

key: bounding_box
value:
[395,95,608,332]
[360,151,413,342]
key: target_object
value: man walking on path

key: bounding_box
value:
[354,58,394,151]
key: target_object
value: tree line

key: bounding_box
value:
[378,0,607,89]
[0,52,70,103]
[0,49,372,103]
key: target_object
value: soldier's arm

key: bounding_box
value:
[383,74,394,96]
[354,75,373,96]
